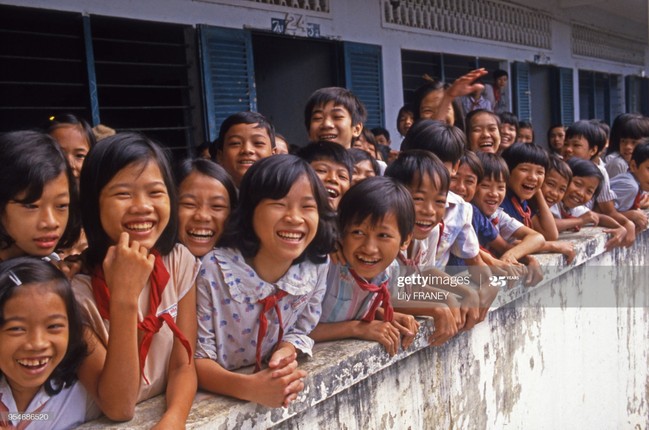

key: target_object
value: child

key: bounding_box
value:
[605,113,649,179]
[371,126,391,147]
[211,111,276,187]
[547,124,566,155]
[175,158,238,258]
[471,153,545,284]
[498,112,519,153]
[195,155,337,408]
[0,131,79,262]
[297,140,353,210]
[562,120,636,246]
[73,133,198,425]
[557,158,627,250]
[465,109,501,154]
[311,176,420,354]
[610,139,649,231]
[385,150,476,342]
[304,87,366,149]
[396,104,415,138]
[450,151,482,207]
[274,133,290,155]
[517,121,534,144]
[349,148,380,185]
[500,142,558,241]
[0,257,99,429]
[46,113,96,180]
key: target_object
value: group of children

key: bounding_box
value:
[1,68,649,428]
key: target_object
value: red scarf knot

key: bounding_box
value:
[349,269,393,323]
[511,196,532,228]
[255,290,288,372]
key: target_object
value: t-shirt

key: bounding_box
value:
[610,171,645,211]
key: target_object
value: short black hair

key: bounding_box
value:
[499,112,519,131]
[217,155,336,263]
[518,120,535,143]
[459,151,484,183]
[566,157,604,199]
[565,120,607,155]
[397,104,415,134]
[0,257,87,396]
[45,113,97,150]
[338,176,415,244]
[412,77,445,121]
[175,158,239,212]
[546,154,572,183]
[80,132,178,267]
[476,152,510,182]
[211,111,276,159]
[385,149,450,195]
[493,69,508,80]
[0,131,80,251]
[631,138,649,168]
[401,119,465,164]
[501,142,549,173]
[304,87,367,130]
[371,127,390,141]
[608,113,649,154]
[296,141,354,179]
[348,148,380,176]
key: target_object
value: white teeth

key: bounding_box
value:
[126,222,153,231]
[320,135,337,141]
[277,231,304,241]
[326,188,339,198]
[18,358,49,367]
[357,255,380,264]
[188,229,214,238]
[239,160,255,165]
[416,221,433,227]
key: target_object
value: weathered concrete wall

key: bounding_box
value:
[80,226,649,429]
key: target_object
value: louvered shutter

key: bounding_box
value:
[512,62,531,122]
[199,26,257,142]
[343,42,384,129]
[558,67,574,126]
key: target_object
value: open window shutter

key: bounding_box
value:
[512,62,531,122]
[626,75,639,113]
[199,26,256,142]
[343,42,384,129]
[558,67,574,126]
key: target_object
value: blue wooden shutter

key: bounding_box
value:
[512,62,531,122]
[199,26,256,142]
[343,42,384,129]
[558,67,574,126]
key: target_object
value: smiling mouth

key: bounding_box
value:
[356,255,380,265]
[125,222,153,232]
[277,231,305,242]
[238,160,255,167]
[319,134,337,141]
[326,187,340,199]
[415,220,434,230]
[187,229,215,241]
[521,184,536,193]
[17,357,50,369]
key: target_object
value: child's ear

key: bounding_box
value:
[630,159,638,173]
[450,160,460,176]
[400,233,413,251]
[352,123,363,139]
[588,145,599,159]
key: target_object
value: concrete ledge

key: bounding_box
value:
[80,223,649,429]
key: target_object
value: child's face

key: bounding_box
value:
[342,212,408,280]
[253,174,318,263]
[274,136,289,155]
[419,89,454,125]
[518,127,534,144]
[352,160,376,186]
[0,284,68,406]
[397,111,414,136]
[541,170,569,206]
[1,172,69,258]
[352,136,376,158]
[562,176,600,209]
[310,160,350,210]
[549,127,566,151]
[620,138,641,162]
[468,112,500,153]
[562,136,596,161]
[499,123,517,152]
[50,125,90,179]
[99,161,170,250]
[177,172,230,258]
[508,163,545,201]
[630,159,649,192]
[308,102,362,149]
[473,177,507,217]
[218,123,275,185]
[407,173,447,241]
[450,163,478,202]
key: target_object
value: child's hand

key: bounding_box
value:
[604,225,630,250]
[250,365,307,408]
[445,68,488,98]
[554,241,576,265]
[477,283,500,322]
[268,344,298,376]
[579,211,600,227]
[328,241,347,266]
[639,194,649,210]
[103,232,154,302]
[390,312,419,350]
[523,256,543,287]
[445,294,464,328]
[427,305,459,346]
[55,254,84,280]
[624,209,648,231]
[459,289,480,331]
[361,320,401,356]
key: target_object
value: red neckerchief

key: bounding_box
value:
[255,290,288,372]
[348,268,393,323]
[491,216,499,226]
[0,392,49,430]
[494,87,501,103]
[398,220,445,267]
[510,195,532,228]
[91,250,192,384]
[559,204,581,232]
[632,189,644,210]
